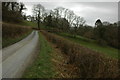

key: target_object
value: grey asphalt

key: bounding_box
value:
[2,31,39,78]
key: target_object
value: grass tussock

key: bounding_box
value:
[2,22,32,48]
[41,30,119,78]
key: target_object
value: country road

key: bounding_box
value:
[2,31,39,78]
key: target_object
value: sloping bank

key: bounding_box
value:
[41,30,119,78]
[2,22,32,48]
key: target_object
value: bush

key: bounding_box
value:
[41,30,119,78]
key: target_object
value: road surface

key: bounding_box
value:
[2,31,39,78]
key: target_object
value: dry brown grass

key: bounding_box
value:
[2,22,31,38]
[41,30,119,78]
[2,22,32,47]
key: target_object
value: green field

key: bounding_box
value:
[22,32,56,78]
[21,20,37,28]
[56,32,118,59]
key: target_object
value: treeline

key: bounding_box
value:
[28,4,85,31]
[2,2,33,48]
[93,20,118,48]
[75,19,118,48]
[2,2,26,23]
[43,7,85,32]
[30,4,118,48]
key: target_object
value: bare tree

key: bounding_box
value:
[41,11,50,22]
[75,16,86,27]
[102,21,110,26]
[19,3,26,13]
[11,2,18,11]
[64,8,69,19]
[54,7,66,18]
[66,10,76,27]
[53,8,60,20]
[33,4,45,29]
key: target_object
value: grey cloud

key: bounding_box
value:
[23,2,118,26]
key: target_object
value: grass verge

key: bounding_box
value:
[41,30,119,78]
[22,32,56,78]
[56,32,118,59]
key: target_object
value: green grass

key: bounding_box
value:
[22,32,56,78]
[21,20,37,28]
[22,21,49,29]
[56,32,118,59]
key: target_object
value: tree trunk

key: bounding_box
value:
[38,20,40,29]
[38,13,40,30]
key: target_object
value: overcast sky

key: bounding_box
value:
[19,1,118,26]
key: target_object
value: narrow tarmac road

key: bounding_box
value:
[2,31,39,78]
